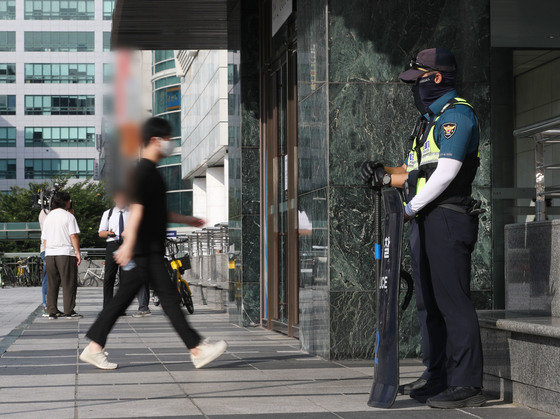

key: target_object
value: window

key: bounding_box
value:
[154,60,175,74]
[153,86,181,115]
[103,32,111,52]
[25,95,95,115]
[0,32,15,51]
[159,155,181,166]
[103,0,114,19]
[24,32,94,52]
[25,159,94,179]
[0,95,15,115]
[24,0,94,20]
[25,127,95,147]
[154,50,175,64]
[0,159,16,179]
[0,63,15,83]
[0,1,16,20]
[25,63,95,84]
[0,127,16,147]
[103,95,114,115]
[158,165,188,191]
[103,63,113,83]
[154,76,180,90]
[166,191,193,214]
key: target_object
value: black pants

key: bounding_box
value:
[103,241,121,308]
[87,252,201,349]
[409,207,483,388]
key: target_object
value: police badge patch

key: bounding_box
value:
[442,123,457,139]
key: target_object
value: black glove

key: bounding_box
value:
[361,161,384,184]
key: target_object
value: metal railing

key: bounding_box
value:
[514,116,560,221]
[183,223,229,257]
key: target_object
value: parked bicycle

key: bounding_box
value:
[1,260,16,287]
[153,237,194,314]
[79,257,105,287]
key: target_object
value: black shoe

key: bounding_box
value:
[398,378,427,395]
[64,311,83,319]
[427,386,485,409]
[48,313,58,320]
[410,378,447,403]
[55,310,64,317]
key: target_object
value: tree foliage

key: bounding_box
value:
[0,178,111,253]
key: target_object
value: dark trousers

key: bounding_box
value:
[46,255,78,315]
[409,207,483,387]
[103,241,121,308]
[87,253,201,349]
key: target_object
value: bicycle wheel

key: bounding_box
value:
[179,281,194,314]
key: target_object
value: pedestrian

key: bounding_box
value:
[38,207,50,317]
[362,48,485,408]
[80,117,227,370]
[42,191,83,320]
[98,190,151,316]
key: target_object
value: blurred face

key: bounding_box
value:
[113,192,127,209]
[151,135,175,158]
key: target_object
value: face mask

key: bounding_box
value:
[415,72,457,112]
[158,139,175,157]
[411,83,427,114]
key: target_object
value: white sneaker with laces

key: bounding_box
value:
[191,340,228,369]
[79,345,118,370]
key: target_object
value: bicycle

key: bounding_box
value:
[79,257,105,287]
[16,259,32,286]
[156,237,194,314]
[1,260,16,287]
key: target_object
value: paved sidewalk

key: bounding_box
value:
[0,288,553,418]
[0,287,42,340]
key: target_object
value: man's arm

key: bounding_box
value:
[70,234,81,266]
[98,210,114,238]
[167,212,205,228]
[114,204,143,266]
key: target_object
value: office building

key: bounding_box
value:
[176,49,228,227]
[0,0,116,192]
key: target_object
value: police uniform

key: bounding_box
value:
[405,89,483,388]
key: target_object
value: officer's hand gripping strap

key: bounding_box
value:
[400,270,414,311]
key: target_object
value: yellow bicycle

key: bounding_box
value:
[164,238,194,314]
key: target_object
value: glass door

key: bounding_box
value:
[265,48,299,336]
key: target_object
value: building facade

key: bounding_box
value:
[0,0,115,192]
[152,50,193,229]
[177,50,229,227]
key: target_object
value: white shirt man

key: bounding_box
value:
[42,192,82,319]
[98,206,130,243]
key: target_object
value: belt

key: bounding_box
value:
[438,199,485,216]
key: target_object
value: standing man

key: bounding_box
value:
[80,117,227,370]
[42,191,82,319]
[99,190,150,316]
[38,207,50,316]
[362,49,485,409]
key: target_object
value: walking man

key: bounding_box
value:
[80,117,227,370]
[42,191,82,319]
[362,49,485,408]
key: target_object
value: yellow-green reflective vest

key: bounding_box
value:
[404,97,479,206]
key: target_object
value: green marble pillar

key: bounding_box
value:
[228,0,261,326]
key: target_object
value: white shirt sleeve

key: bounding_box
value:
[68,213,80,235]
[406,158,463,215]
[98,209,109,233]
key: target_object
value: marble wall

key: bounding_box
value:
[297,0,492,359]
[228,0,261,326]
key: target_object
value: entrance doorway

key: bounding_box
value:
[264,46,299,337]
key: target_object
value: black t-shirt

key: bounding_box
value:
[132,158,167,255]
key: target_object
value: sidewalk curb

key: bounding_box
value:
[0,304,43,357]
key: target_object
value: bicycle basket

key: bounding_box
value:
[180,255,191,271]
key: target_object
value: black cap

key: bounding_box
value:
[399,48,457,83]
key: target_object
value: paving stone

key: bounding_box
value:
[0,288,551,418]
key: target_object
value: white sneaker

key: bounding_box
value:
[79,345,118,370]
[191,340,228,369]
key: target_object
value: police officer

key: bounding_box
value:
[362,48,485,409]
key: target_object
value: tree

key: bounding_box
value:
[0,178,111,253]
